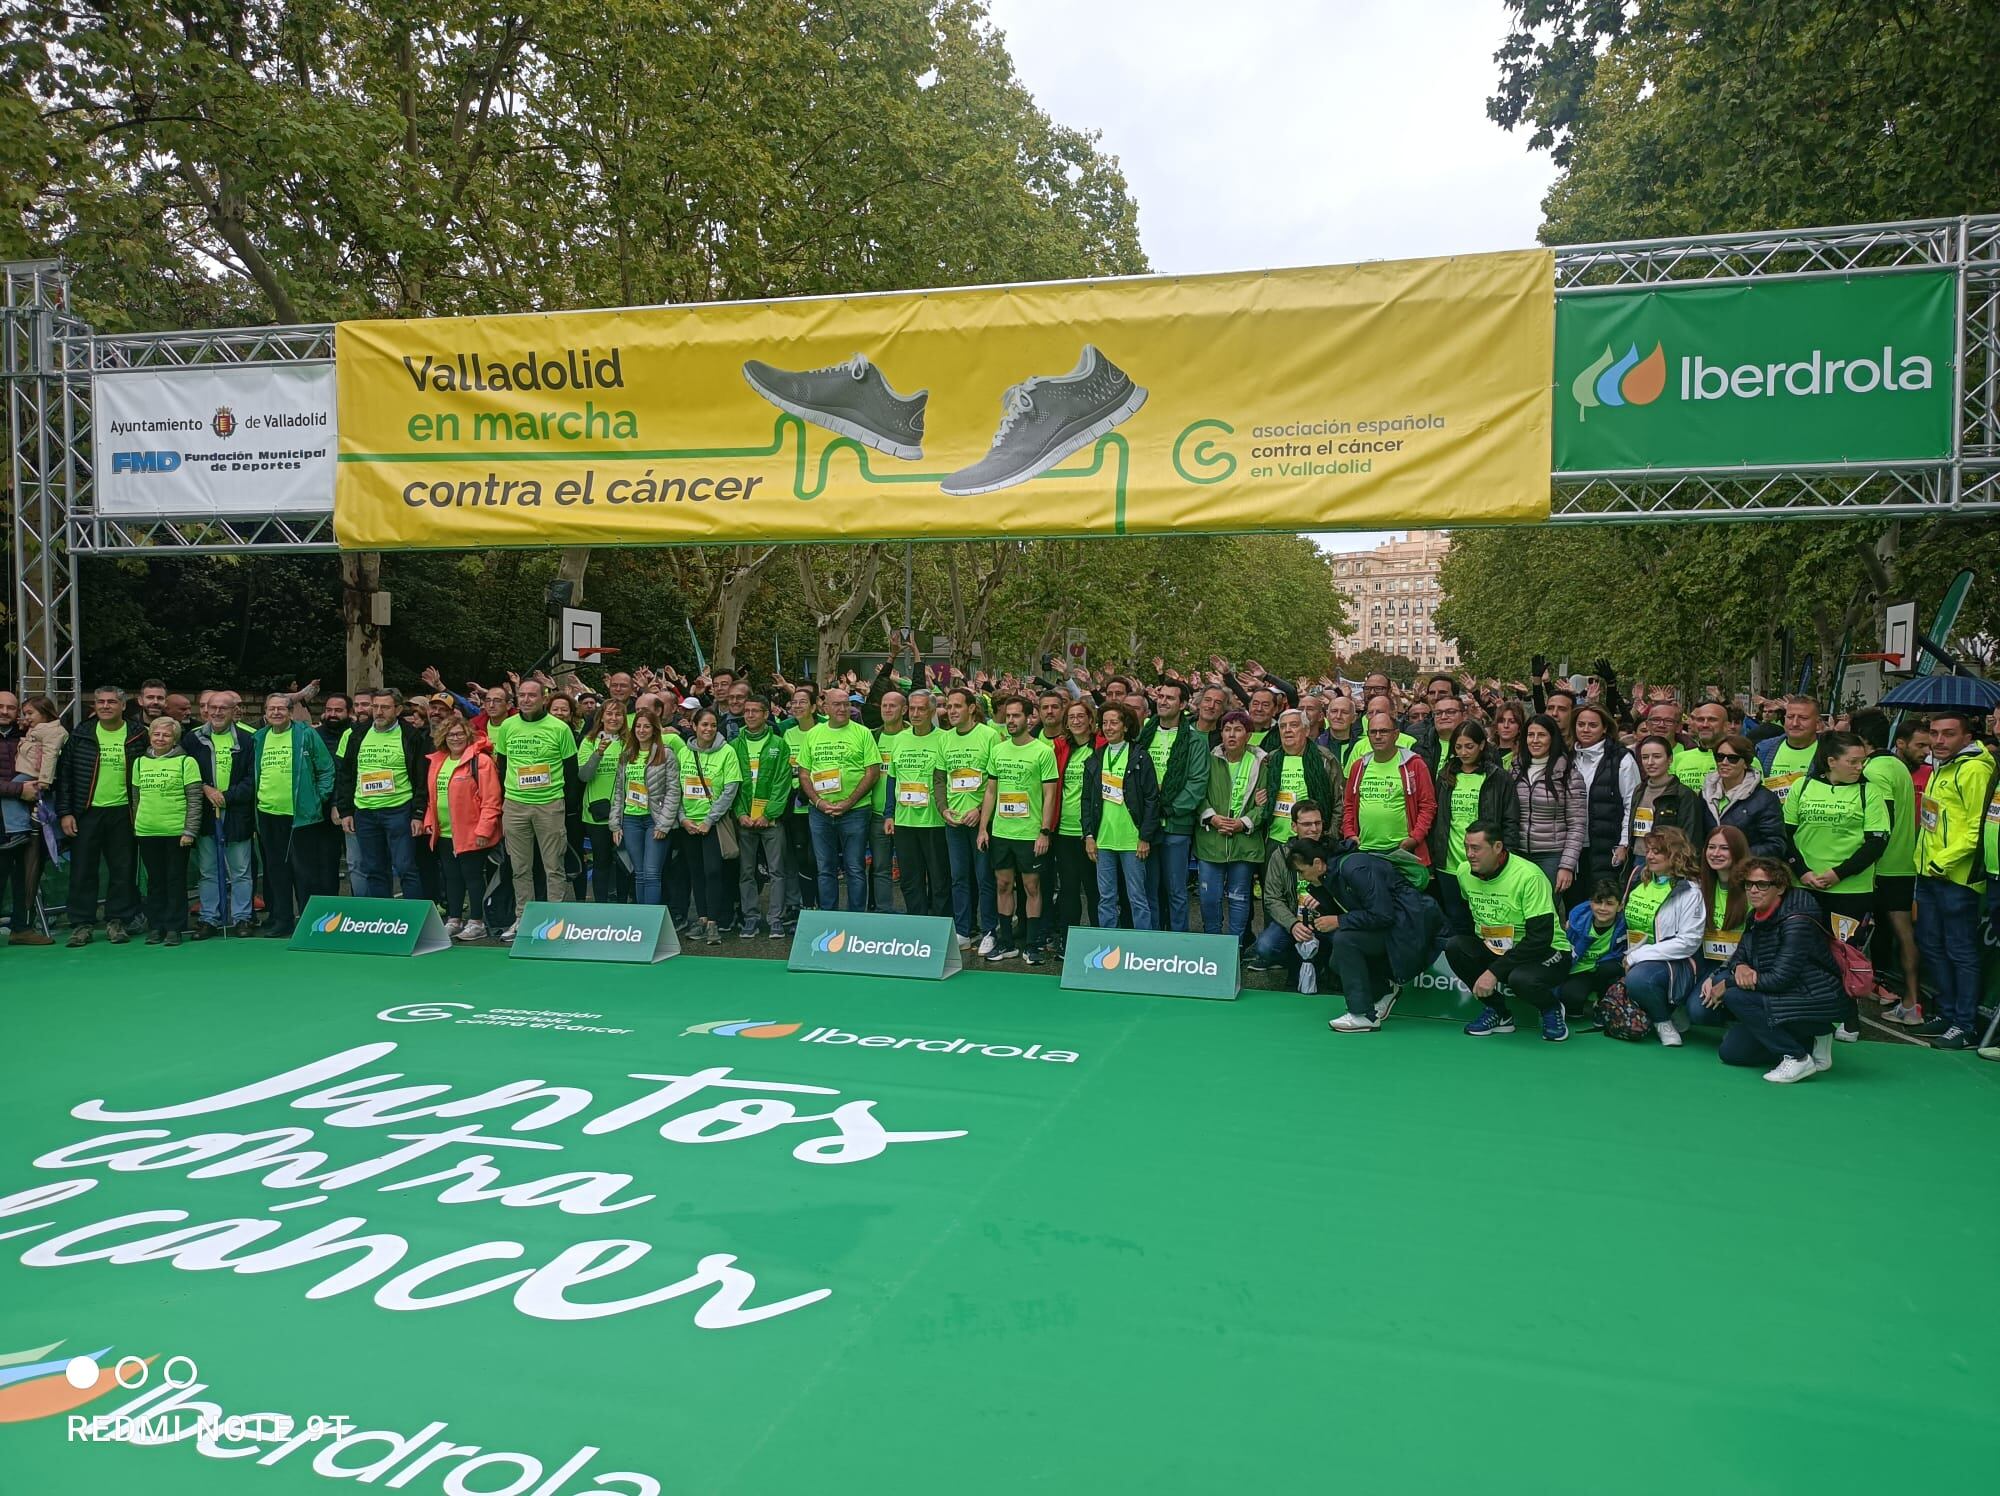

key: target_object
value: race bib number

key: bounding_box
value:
[1831,913,1862,943]
[949,769,983,793]
[1101,772,1125,805]
[623,786,649,816]
[515,763,552,790]
[1919,797,1940,834]
[897,782,930,808]
[750,797,768,821]
[998,790,1031,819]
[1627,930,1646,950]
[1274,789,1297,819]
[811,770,844,796]
[1480,924,1515,955]
[1632,806,1654,836]
[358,769,396,796]
[1765,772,1800,802]
[1703,931,1741,962]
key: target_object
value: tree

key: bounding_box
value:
[1343,649,1423,687]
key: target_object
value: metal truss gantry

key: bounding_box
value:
[6,215,1999,709]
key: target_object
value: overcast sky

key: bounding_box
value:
[983,0,1560,554]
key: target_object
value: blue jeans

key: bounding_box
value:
[353,806,421,899]
[1149,832,1193,932]
[1198,860,1255,938]
[810,807,871,911]
[196,835,254,925]
[1095,849,1155,929]
[1915,877,1983,1031]
[1624,958,1697,1024]
[1250,919,1292,964]
[623,815,667,905]
[944,821,997,937]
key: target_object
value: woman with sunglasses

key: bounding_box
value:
[1699,733,1785,859]
[1619,827,1709,1047]
[1705,858,1849,1083]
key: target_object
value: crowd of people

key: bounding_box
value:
[3,651,1995,1081]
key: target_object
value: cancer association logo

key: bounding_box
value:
[1085,944,1123,970]
[1571,341,1667,420]
[0,1340,153,1423]
[812,928,848,954]
[210,405,236,439]
[682,1019,804,1039]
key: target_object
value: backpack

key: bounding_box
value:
[1597,980,1653,1041]
[1828,913,1877,1000]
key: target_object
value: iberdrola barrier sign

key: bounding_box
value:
[506,901,680,964]
[786,911,962,981]
[1059,930,1241,1001]
[287,896,451,957]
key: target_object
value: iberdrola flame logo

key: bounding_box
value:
[812,929,848,954]
[1572,341,1666,420]
[681,1019,803,1039]
[316,911,344,933]
[0,1340,154,1423]
[531,918,567,941]
[1087,945,1123,970]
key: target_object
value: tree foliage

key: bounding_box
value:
[1448,0,2000,688]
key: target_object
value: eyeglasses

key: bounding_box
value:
[1714,752,1745,763]
[1743,879,1780,890]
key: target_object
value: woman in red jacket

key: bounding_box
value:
[423,720,503,940]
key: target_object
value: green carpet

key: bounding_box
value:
[2,942,1995,1495]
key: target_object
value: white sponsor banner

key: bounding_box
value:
[93,363,336,515]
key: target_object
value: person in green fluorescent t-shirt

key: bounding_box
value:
[190,692,257,937]
[732,692,795,938]
[779,684,823,921]
[1854,707,1923,1025]
[867,688,909,916]
[130,715,202,945]
[489,678,580,929]
[577,698,631,904]
[1785,733,1890,924]
[60,685,144,945]
[1756,696,1823,804]
[337,688,428,906]
[1049,697,1100,950]
[883,688,950,920]
[676,706,744,946]
[1082,699,1160,930]
[252,690,335,939]
[936,685,1001,950]
[803,686,880,913]
[979,694,1060,964]
[1447,821,1575,1042]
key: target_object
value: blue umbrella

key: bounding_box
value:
[1877,674,2000,711]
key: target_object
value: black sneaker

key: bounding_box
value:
[987,943,1020,962]
[1913,1016,1954,1037]
[190,923,216,941]
[1020,945,1044,967]
[742,353,928,459]
[1931,1027,1975,1050]
[162,931,182,948]
[231,920,255,938]
[942,347,1148,496]
[144,930,165,946]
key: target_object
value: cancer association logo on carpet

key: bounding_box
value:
[787,911,961,981]
[1061,930,1240,1000]
[288,897,449,957]
[507,902,679,964]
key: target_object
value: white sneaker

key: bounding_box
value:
[498,923,519,943]
[1374,984,1401,1023]
[1763,1054,1818,1084]
[457,920,487,941]
[1296,962,1318,995]
[977,932,997,959]
[1328,1012,1379,1033]
[1655,1021,1684,1048]
[1811,1034,1833,1072]
[444,917,463,937]
[1882,1001,1924,1027]
[956,935,972,951]
[1833,1024,1859,1043]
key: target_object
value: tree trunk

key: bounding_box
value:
[798,544,885,682]
[556,547,591,605]
[342,552,385,689]
[711,545,778,672]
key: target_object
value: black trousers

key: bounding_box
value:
[0,839,26,926]
[1053,833,1093,934]
[137,835,189,934]
[1445,932,1570,1014]
[585,819,626,902]
[67,804,138,926]
[783,809,818,914]
[894,825,950,918]
[1556,962,1622,1014]
[257,811,305,932]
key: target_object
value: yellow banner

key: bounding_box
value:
[333,249,1554,549]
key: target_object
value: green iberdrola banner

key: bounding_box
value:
[507,901,680,964]
[1059,930,1240,1001]
[288,895,450,956]
[787,911,961,981]
[1554,271,1955,472]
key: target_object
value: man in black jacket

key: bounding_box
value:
[55,686,147,945]
[183,692,260,937]
[1287,837,1445,1029]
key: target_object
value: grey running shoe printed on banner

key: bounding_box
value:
[941,346,1148,497]
[742,353,928,460]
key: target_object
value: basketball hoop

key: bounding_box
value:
[571,645,620,659]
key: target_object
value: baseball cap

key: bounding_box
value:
[679,695,702,711]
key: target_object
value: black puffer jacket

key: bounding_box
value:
[52,717,147,820]
[1736,886,1850,1029]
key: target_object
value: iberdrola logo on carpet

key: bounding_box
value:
[1062,929,1241,1001]
[682,1019,804,1039]
[788,911,962,981]
[289,896,449,957]
[509,901,679,964]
